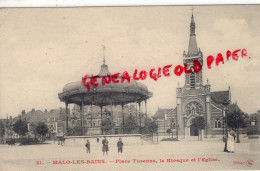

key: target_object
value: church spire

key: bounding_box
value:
[190,13,195,36]
[183,9,203,89]
[187,9,199,57]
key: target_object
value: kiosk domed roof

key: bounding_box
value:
[59,62,152,106]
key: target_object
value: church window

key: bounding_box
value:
[185,101,203,116]
[214,120,221,128]
[170,122,176,129]
[218,120,221,128]
[190,72,195,89]
[214,120,217,128]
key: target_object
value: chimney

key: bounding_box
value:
[45,109,48,113]
[22,110,26,116]
[32,108,35,112]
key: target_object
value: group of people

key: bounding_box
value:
[224,128,237,153]
[85,137,124,156]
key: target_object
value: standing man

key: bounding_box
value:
[117,138,123,154]
[85,140,90,154]
[102,136,109,156]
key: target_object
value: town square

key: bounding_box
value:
[0,137,259,170]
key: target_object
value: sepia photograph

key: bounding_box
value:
[0,5,259,170]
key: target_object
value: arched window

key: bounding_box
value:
[217,120,221,128]
[214,120,218,128]
[190,71,195,89]
[214,120,221,128]
[171,122,176,129]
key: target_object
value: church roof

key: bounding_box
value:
[153,108,176,118]
[210,90,230,104]
[187,14,199,57]
[227,103,241,113]
[187,36,199,56]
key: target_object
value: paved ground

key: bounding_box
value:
[0,138,259,171]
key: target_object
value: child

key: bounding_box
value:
[117,138,123,154]
[102,137,109,156]
[85,140,90,154]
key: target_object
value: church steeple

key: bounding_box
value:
[182,10,204,90]
[187,12,199,57]
[190,14,195,36]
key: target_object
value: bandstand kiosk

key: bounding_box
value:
[58,58,153,136]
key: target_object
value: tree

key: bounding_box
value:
[193,116,206,141]
[142,118,158,135]
[0,121,5,138]
[101,117,115,135]
[124,115,137,134]
[68,125,83,136]
[36,122,49,142]
[13,119,28,137]
[227,110,247,131]
[227,109,248,143]
[30,122,37,138]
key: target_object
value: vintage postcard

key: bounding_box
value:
[0,5,259,170]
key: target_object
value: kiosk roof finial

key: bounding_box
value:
[102,45,106,65]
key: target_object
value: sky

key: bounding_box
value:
[0,5,260,119]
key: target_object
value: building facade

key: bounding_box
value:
[153,13,240,138]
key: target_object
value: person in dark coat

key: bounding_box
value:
[102,137,109,156]
[85,140,90,154]
[117,138,123,154]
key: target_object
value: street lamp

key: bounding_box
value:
[183,115,188,139]
[236,113,241,143]
[176,119,179,140]
[164,114,167,137]
[223,99,229,152]
[62,121,65,136]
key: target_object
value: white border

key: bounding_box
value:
[0,0,259,8]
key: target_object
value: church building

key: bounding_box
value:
[153,13,239,138]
